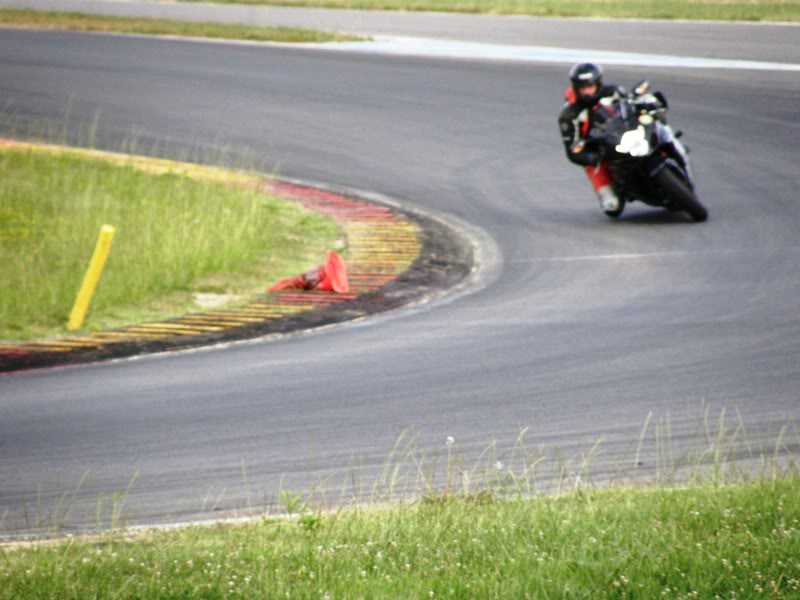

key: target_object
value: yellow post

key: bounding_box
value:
[67,224,116,331]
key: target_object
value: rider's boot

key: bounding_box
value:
[597,185,621,213]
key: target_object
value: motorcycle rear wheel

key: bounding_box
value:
[654,168,708,222]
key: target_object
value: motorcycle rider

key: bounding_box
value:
[558,62,626,215]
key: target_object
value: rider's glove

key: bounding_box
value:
[568,140,599,167]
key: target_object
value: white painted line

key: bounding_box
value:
[510,250,700,263]
[305,36,800,72]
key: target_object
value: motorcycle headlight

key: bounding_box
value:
[616,126,651,157]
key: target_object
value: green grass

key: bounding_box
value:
[0,148,341,341]
[2,477,799,598]
[179,0,800,22]
[0,8,365,42]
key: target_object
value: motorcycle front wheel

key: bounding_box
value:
[654,168,708,222]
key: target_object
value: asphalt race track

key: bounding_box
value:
[1,10,799,536]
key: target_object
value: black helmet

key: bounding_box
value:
[569,62,603,103]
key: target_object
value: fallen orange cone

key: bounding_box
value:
[269,250,349,294]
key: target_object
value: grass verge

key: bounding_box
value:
[0,8,365,42]
[1,476,799,598]
[0,144,342,341]
[179,0,800,22]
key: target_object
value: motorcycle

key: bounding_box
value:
[574,81,708,222]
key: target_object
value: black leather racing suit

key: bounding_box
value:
[558,84,626,167]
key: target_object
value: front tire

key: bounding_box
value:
[654,168,708,222]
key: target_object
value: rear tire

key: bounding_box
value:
[654,168,708,222]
